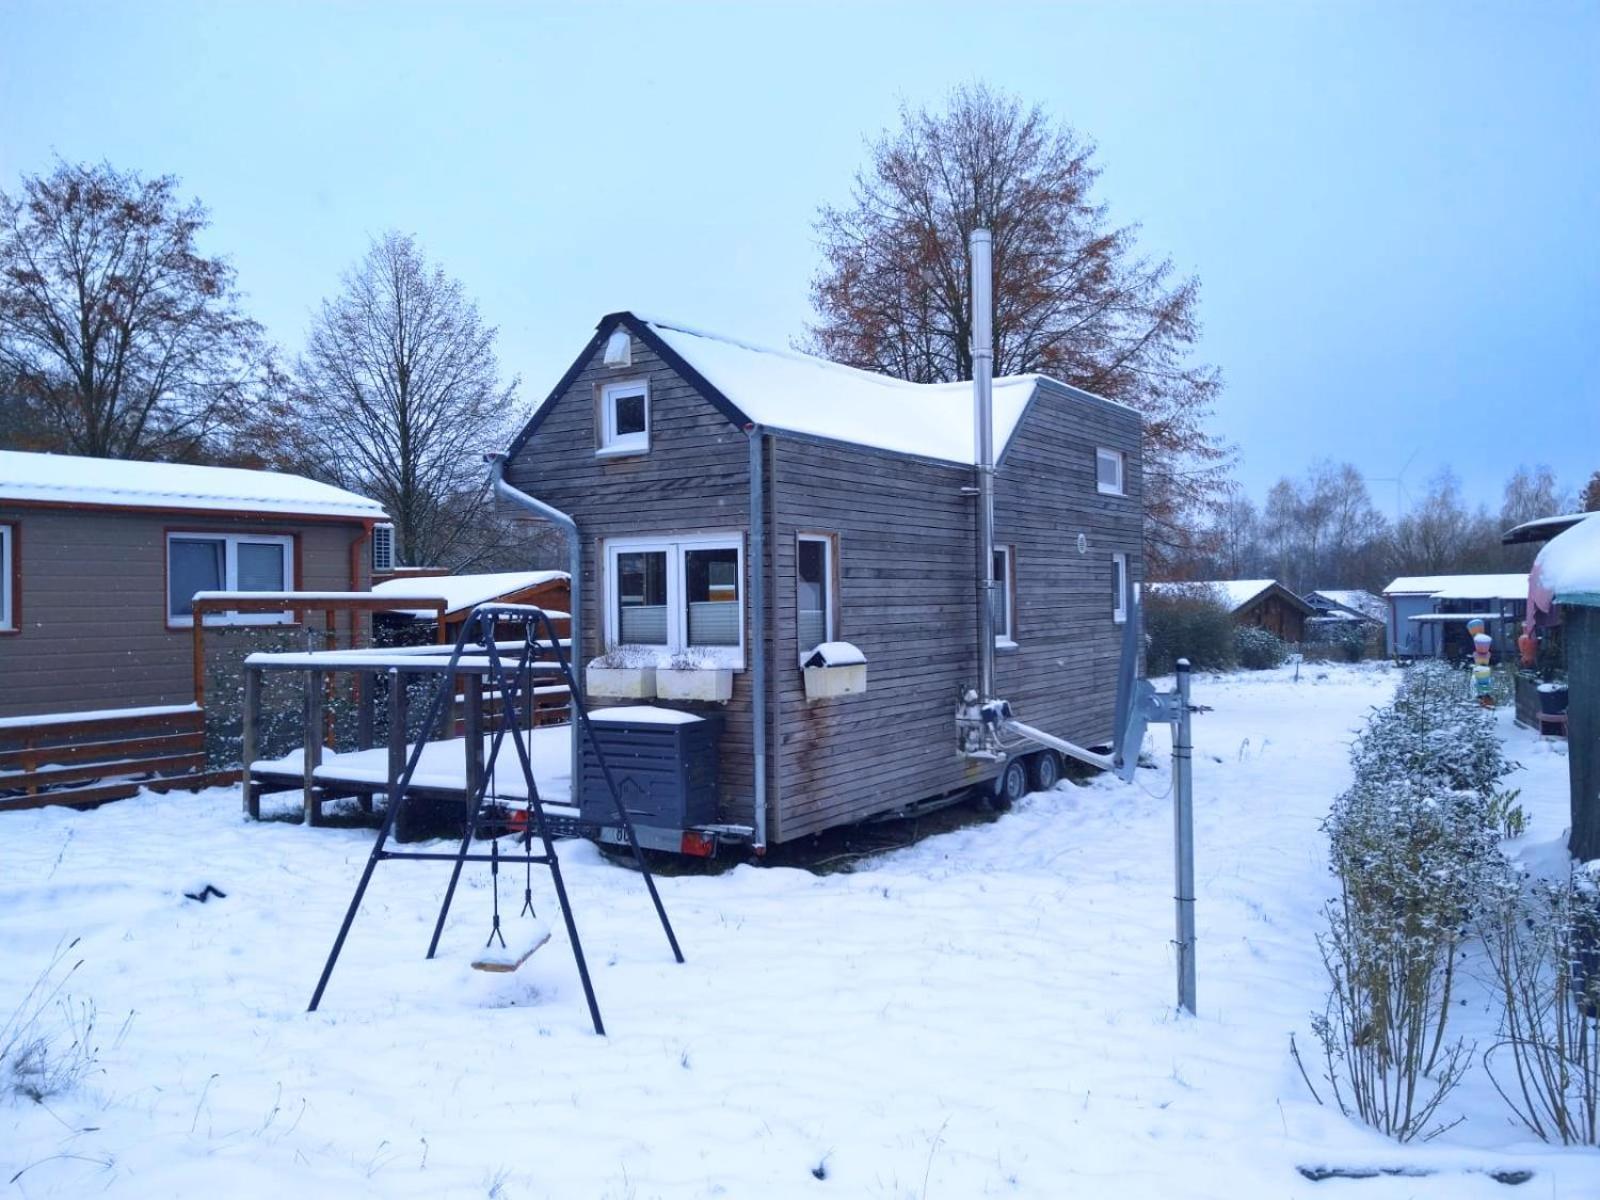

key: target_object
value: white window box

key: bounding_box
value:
[655,666,734,703]
[802,641,867,701]
[586,665,657,699]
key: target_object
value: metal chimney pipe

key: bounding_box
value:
[971,228,997,702]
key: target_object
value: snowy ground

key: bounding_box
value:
[2,663,1595,1197]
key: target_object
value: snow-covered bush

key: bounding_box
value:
[1349,660,1514,799]
[1478,864,1600,1145]
[1306,618,1371,663]
[1234,626,1287,670]
[1309,665,1512,1142]
[1143,586,1236,675]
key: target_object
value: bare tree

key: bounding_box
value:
[297,232,521,569]
[806,84,1231,573]
[0,161,262,459]
[1583,471,1600,514]
[1206,487,1262,580]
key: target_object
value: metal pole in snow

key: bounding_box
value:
[1173,659,1197,1016]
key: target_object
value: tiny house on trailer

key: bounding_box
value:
[499,308,1143,850]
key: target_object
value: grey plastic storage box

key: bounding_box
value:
[579,706,722,830]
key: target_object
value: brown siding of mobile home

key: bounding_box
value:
[0,506,369,720]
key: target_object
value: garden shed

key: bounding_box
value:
[1381,573,1527,659]
[497,309,1144,849]
[1525,514,1600,860]
[1147,579,1312,643]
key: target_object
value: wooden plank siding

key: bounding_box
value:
[0,506,370,720]
[503,334,758,828]
[504,323,1144,846]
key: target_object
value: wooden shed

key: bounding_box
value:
[500,311,1143,848]
[1148,579,1313,643]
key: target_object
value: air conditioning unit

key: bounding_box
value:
[371,523,396,574]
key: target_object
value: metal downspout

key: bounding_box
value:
[971,228,997,702]
[486,452,583,802]
[747,426,769,852]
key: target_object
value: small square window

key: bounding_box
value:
[600,379,650,455]
[1112,552,1129,624]
[1097,448,1125,495]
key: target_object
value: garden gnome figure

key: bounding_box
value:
[1468,617,1495,707]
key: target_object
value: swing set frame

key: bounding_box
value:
[306,603,684,1034]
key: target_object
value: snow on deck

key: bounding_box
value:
[0,449,386,519]
[252,725,573,804]
[1,663,1591,1197]
[371,571,569,618]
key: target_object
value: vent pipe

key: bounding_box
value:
[971,228,997,702]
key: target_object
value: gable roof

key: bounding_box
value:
[0,450,386,521]
[371,570,567,619]
[1146,579,1314,615]
[509,311,1132,466]
[1382,573,1528,601]
[1305,589,1387,623]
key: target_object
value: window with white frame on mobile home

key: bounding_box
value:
[605,535,744,665]
[0,524,14,631]
[797,534,835,660]
[1096,448,1125,495]
[167,532,293,625]
[599,379,650,455]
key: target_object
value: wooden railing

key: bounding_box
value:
[0,705,209,812]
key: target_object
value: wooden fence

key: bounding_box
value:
[0,705,209,812]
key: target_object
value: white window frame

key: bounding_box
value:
[1096,447,1125,496]
[0,523,14,632]
[167,532,295,627]
[1112,552,1129,624]
[796,533,836,665]
[603,532,745,668]
[598,378,650,457]
[993,545,1016,647]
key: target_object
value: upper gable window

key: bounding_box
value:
[1096,448,1125,496]
[599,379,650,456]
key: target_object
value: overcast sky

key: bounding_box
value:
[3,0,1595,513]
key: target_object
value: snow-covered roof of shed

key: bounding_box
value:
[371,571,567,618]
[637,314,1119,465]
[1145,579,1282,612]
[1383,573,1528,600]
[1533,515,1600,606]
[0,450,386,520]
[1306,589,1388,623]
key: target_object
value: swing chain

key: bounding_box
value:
[486,838,507,949]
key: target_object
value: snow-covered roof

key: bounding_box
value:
[371,571,568,618]
[1532,514,1600,607]
[1144,579,1302,613]
[0,450,386,520]
[1306,589,1387,623]
[1382,573,1527,601]
[634,314,1125,465]
[1502,510,1596,546]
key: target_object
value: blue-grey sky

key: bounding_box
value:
[3,0,1596,513]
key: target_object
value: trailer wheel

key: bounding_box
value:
[992,757,1029,808]
[1028,750,1062,791]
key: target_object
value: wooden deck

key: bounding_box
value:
[0,705,209,812]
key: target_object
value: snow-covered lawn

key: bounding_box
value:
[2,663,1594,1197]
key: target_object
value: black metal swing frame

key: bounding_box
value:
[306,603,684,1034]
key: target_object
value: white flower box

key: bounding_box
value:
[586,665,657,699]
[655,667,734,703]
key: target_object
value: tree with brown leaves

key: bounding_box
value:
[806,84,1231,570]
[0,161,262,459]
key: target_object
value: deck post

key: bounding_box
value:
[464,673,484,799]
[386,668,407,837]
[304,668,325,826]
[242,665,261,819]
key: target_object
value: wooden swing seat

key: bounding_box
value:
[471,922,551,973]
